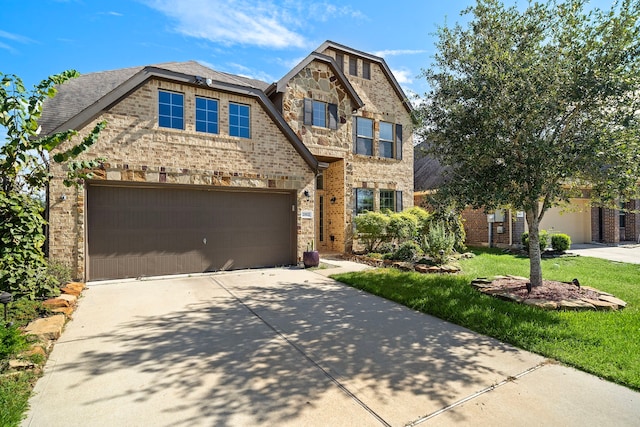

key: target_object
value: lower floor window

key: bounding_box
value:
[355,189,374,214]
[380,190,395,211]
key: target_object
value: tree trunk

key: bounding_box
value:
[525,209,543,288]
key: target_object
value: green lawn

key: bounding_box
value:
[332,248,640,391]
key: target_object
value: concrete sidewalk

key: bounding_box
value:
[567,243,640,264]
[23,265,640,426]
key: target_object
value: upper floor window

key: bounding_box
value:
[349,57,358,76]
[313,101,327,127]
[379,122,394,158]
[158,90,184,130]
[335,53,344,72]
[354,117,373,156]
[229,102,250,138]
[355,188,373,214]
[363,61,371,80]
[195,97,219,134]
[304,98,338,130]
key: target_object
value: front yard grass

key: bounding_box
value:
[332,248,640,391]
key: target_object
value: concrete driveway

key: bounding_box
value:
[567,243,640,264]
[23,264,640,426]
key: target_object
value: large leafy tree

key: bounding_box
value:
[416,0,640,287]
[1,71,105,298]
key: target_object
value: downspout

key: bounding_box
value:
[508,209,513,247]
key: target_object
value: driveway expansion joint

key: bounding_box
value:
[405,361,549,426]
[210,277,392,427]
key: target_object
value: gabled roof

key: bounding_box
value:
[316,40,413,114]
[40,61,326,172]
[266,52,364,109]
[414,141,447,190]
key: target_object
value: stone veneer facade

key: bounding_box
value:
[48,43,415,279]
[280,47,414,253]
[49,78,315,279]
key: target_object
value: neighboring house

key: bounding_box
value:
[414,143,639,247]
[42,41,414,281]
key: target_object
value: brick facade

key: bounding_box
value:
[279,47,414,253]
[49,78,315,279]
[46,41,415,279]
[591,200,640,244]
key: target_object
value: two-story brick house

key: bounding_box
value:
[42,41,413,281]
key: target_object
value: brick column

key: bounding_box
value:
[625,199,640,242]
[602,207,620,244]
[591,207,601,242]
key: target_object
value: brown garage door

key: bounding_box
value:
[87,184,296,280]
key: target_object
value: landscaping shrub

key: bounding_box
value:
[427,209,467,252]
[376,242,395,255]
[551,233,571,252]
[393,240,422,262]
[0,325,28,361]
[354,211,390,252]
[387,211,418,244]
[8,299,50,328]
[46,259,72,285]
[419,220,456,265]
[521,230,549,252]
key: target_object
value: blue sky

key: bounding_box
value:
[2,0,614,105]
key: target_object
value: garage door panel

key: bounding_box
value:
[87,185,295,280]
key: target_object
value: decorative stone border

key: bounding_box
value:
[345,254,462,274]
[7,283,86,372]
[471,276,627,311]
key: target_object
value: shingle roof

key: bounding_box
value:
[39,60,270,135]
[414,142,447,190]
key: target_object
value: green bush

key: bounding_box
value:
[551,233,572,252]
[376,242,395,255]
[521,230,549,252]
[387,212,418,244]
[46,259,72,285]
[0,325,28,361]
[354,211,390,253]
[393,241,422,261]
[8,299,50,328]
[427,209,467,253]
[419,220,456,265]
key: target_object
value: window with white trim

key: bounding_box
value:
[354,117,373,156]
[379,122,394,158]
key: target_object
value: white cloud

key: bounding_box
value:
[142,0,307,48]
[196,59,275,83]
[0,30,35,54]
[305,3,367,22]
[391,68,414,85]
[0,30,35,44]
[373,49,427,58]
[0,41,16,54]
[140,0,366,49]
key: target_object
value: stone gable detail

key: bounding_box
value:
[46,41,416,279]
